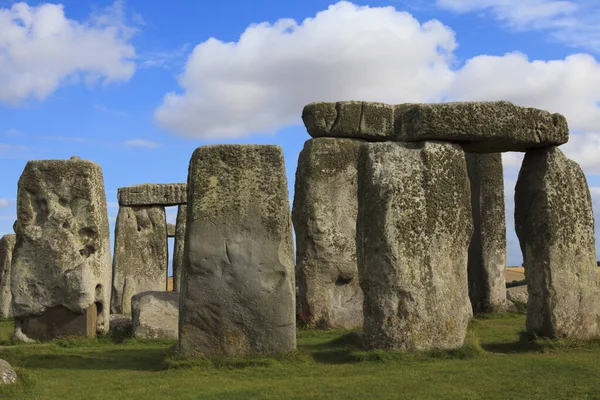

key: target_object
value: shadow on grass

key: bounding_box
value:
[0,347,170,372]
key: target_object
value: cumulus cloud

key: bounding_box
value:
[155,1,457,138]
[0,1,136,105]
[447,51,600,174]
[436,0,600,52]
[448,52,600,132]
[124,139,159,148]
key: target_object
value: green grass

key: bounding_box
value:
[1,315,600,399]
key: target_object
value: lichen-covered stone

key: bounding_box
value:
[111,205,168,315]
[466,153,507,313]
[394,101,568,152]
[0,234,15,319]
[167,223,176,237]
[515,147,600,339]
[302,101,394,141]
[118,183,187,206]
[172,205,186,292]
[132,291,178,339]
[180,145,295,357]
[357,141,473,351]
[0,359,17,385]
[292,138,364,329]
[11,158,112,336]
[506,286,528,304]
[302,101,568,152]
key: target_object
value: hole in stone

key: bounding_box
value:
[63,221,71,229]
[95,284,102,297]
[78,227,98,240]
[79,245,96,257]
[58,198,68,206]
[335,276,353,286]
[95,301,103,316]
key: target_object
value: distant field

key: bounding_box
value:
[505,267,600,284]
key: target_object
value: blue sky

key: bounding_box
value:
[1,0,600,270]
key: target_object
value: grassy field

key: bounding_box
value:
[0,314,599,400]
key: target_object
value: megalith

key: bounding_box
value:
[293,138,363,329]
[111,205,168,314]
[357,141,473,351]
[302,100,569,152]
[466,153,507,313]
[172,204,187,292]
[11,157,112,339]
[515,147,600,339]
[179,145,296,357]
[0,234,16,319]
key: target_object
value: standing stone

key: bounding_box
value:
[0,234,15,319]
[111,205,168,315]
[179,145,295,357]
[357,141,473,351]
[11,158,112,338]
[172,205,187,293]
[466,153,507,313]
[293,138,363,329]
[515,147,600,339]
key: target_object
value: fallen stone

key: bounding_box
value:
[505,301,520,313]
[515,146,600,339]
[172,205,187,292]
[109,314,132,336]
[167,223,176,237]
[180,145,296,357]
[293,138,364,329]
[118,183,187,206]
[466,153,507,313]
[0,234,15,319]
[0,359,17,385]
[11,158,112,338]
[357,141,473,351]
[111,205,168,314]
[506,285,528,304]
[302,101,568,153]
[131,291,178,339]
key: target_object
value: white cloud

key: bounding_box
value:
[447,51,600,174]
[0,198,9,208]
[155,1,457,138]
[0,1,136,105]
[436,0,600,52]
[448,52,600,133]
[124,139,159,148]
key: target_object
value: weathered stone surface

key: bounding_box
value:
[132,291,179,339]
[506,286,528,304]
[11,158,112,337]
[0,234,15,319]
[466,153,507,313]
[172,205,186,292]
[303,101,568,152]
[302,101,394,141]
[515,147,600,339]
[292,138,364,329]
[111,205,168,315]
[0,359,17,385]
[506,301,520,313]
[180,145,295,357]
[118,183,187,206]
[167,223,176,237]
[357,141,473,351]
[20,304,97,341]
[109,314,132,336]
